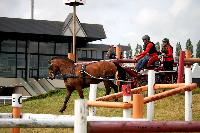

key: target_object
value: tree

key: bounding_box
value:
[175,42,182,57]
[134,44,142,55]
[155,42,161,52]
[196,40,200,58]
[186,38,193,57]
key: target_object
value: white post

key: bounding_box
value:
[12,94,22,108]
[12,94,22,133]
[147,70,155,121]
[89,84,97,116]
[122,84,131,118]
[74,99,87,133]
[185,67,192,121]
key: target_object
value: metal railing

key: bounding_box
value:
[0,96,31,105]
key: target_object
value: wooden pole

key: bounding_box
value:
[184,58,200,63]
[88,121,200,133]
[96,86,148,101]
[12,94,22,133]
[68,53,75,61]
[87,101,132,109]
[132,94,144,118]
[72,4,76,62]
[177,50,185,83]
[144,83,197,104]
[116,46,121,59]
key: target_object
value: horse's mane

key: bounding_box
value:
[50,56,75,64]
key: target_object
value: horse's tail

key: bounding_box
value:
[112,62,127,82]
[113,61,140,89]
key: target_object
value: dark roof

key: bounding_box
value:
[85,43,131,51]
[0,15,106,41]
[81,23,106,39]
[0,17,63,35]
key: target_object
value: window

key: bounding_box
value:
[29,41,38,53]
[81,50,87,58]
[92,50,97,59]
[102,51,108,60]
[1,40,16,52]
[0,53,16,77]
[87,50,91,58]
[17,54,25,68]
[30,55,38,68]
[39,55,53,78]
[17,41,26,53]
[39,42,54,54]
[56,43,68,55]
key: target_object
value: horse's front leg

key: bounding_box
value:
[59,87,73,113]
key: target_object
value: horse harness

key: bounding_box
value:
[62,63,115,81]
[62,64,87,81]
[62,65,78,80]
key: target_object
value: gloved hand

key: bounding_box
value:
[133,56,139,62]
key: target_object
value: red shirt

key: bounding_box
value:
[163,44,174,61]
[139,42,157,59]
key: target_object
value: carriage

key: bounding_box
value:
[111,56,178,87]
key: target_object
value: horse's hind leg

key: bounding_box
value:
[76,86,84,99]
[103,81,112,95]
[104,81,118,94]
[59,88,73,113]
[104,81,119,101]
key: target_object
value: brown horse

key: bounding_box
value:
[48,57,120,113]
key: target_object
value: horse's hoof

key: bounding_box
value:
[59,109,64,113]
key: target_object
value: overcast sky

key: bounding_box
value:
[0,0,199,51]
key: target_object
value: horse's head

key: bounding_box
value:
[48,57,75,80]
[48,57,61,80]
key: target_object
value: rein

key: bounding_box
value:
[60,64,79,80]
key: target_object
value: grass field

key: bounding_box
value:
[0,87,200,133]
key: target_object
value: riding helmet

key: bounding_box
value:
[162,38,169,43]
[142,35,150,41]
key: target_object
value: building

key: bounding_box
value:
[77,43,131,61]
[0,13,108,79]
[0,14,131,97]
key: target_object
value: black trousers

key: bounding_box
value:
[163,60,174,71]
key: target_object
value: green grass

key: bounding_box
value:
[0,87,200,133]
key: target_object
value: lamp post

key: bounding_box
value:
[63,0,85,62]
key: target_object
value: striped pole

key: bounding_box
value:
[122,84,131,118]
[12,94,22,133]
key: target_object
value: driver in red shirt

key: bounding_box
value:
[134,35,158,72]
